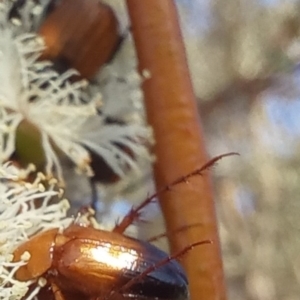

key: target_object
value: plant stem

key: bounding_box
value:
[126,1,228,299]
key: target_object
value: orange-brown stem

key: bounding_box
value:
[126,1,228,299]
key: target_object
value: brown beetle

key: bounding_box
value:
[14,224,206,300]
[39,0,121,79]
[13,153,236,300]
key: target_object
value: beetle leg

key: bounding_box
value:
[147,222,202,243]
[107,240,212,299]
[113,153,238,234]
[50,282,66,300]
[90,179,99,212]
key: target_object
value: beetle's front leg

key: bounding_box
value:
[49,278,91,300]
[50,281,66,300]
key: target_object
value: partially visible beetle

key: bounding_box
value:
[13,153,236,300]
[14,224,206,300]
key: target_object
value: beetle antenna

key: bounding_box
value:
[106,240,212,299]
[113,152,238,234]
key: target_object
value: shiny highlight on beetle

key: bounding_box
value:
[90,243,138,270]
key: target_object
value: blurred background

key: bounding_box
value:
[177,1,300,299]
[88,1,300,299]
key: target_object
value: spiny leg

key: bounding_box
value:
[113,152,238,234]
[147,222,202,243]
[107,240,212,299]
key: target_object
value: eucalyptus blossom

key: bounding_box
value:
[0,1,152,183]
[0,162,71,299]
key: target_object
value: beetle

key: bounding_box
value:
[13,153,236,300]
[14,224,208,300]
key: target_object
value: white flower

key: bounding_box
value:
[0,3,153,183]
[0,163,72,300]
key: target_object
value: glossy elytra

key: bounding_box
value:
[14,224,195,300]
